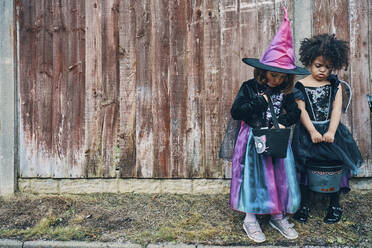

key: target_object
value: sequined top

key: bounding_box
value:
[304,85,331,121]
[265,93,284,126]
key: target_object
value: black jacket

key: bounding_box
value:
[230,79,301,128]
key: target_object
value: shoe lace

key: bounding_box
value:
[278,216,295,228]
[245,221,262,234]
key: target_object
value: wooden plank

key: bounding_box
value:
[84,0,119,178]
[312,0,352,127]
[185,0,204,178]
[257,0,276,55]
[370,0,372,88]
[274,0,294,31]
[71,0,86,176]
[234,0,260,178]
[329,0,349,42]
[36,0,54,176]
[312,0,331,35]
[313,0,352,127]
[349,0,372,177]
[34,0,54,177]
[169,0,189,178]
[368,0,372,175]
[239,0,259,88]
[19,0,55,177]
[119,0,137,177]
[63,0,86,177]
[330,0,352,129]
[51,0,70,178]
[19,0,86,178]
[50,0,85,177]
[100,0,120,178]
[84,0,103,177]
[135,0,154,178]
[203,0,222,178]
[220,0,239,179]
[19,0,37,177]
[150,0,170,178]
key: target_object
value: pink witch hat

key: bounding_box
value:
[242,7,309,75]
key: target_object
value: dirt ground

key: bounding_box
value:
[0,191,371,247]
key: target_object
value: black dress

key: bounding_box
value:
[291,74,363,192]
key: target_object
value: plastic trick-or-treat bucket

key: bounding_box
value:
[306,163,344,193]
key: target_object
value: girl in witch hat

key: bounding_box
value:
[292,34,363,224]
[228,8,309,243]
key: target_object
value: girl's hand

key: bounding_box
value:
[323,131,335,143]
[278,123,286,129]
[309,130,323,143]
[260,93,268,102]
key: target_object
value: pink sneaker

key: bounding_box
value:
[269,216,298,239]
[243,220,266,243]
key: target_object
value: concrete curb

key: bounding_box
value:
[0,239,22,248]
[0,239,351,248]
[0,240,142,248]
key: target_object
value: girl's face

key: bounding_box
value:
[310,56,332,81]
[266,71,287,87]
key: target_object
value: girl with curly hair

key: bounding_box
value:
[292,34,363,224]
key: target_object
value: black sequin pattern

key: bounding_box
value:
[265,93,283,126]
[304,85,331,121]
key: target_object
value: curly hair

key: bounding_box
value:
[254,68,295,94]
[299,34,349,71]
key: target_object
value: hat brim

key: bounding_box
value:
[242,58,310,75]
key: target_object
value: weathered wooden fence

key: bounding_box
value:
[17,0,371,179]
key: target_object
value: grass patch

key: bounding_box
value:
[0,225,93,241]
[152,210,239,244]
[0,192,370,246]
[0,209,97,241]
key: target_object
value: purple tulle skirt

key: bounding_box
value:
[230,121,300,215]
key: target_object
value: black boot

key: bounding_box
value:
[324,193,342,224]
[293,205,310,223]
[293,185,310,223]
